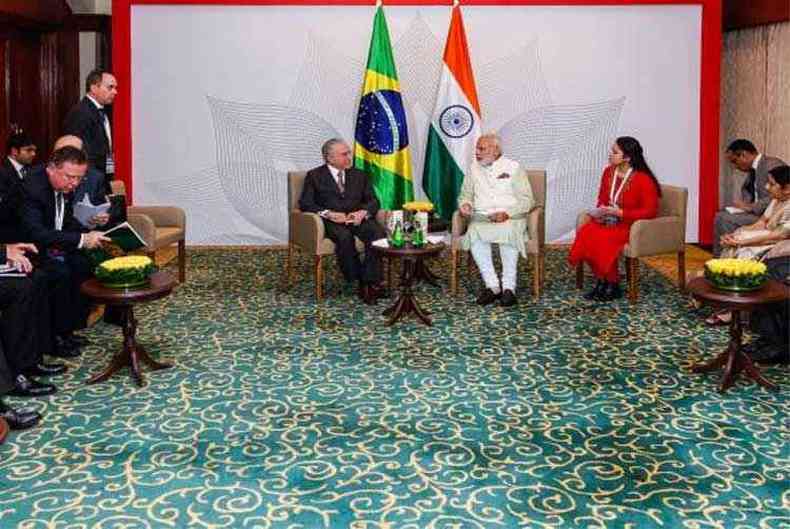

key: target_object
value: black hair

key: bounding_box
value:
[726,139,758,155]
[49,146,87,167]
[768,165,790,187]
[616,136,661,196]
[6,130,35,152]
[86,68,111,92]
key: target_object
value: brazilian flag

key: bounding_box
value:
[353,6,413,210]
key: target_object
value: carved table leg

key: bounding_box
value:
[88,306,172,387]
[383,257,433,326]
[691,310,777,393]
[414,259,440,287]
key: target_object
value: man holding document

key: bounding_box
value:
[458,134,534,308]
[713,140,786,256]
[21,146,110,352]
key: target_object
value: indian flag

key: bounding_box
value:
[354,6,414,210]
[422,5,481,222]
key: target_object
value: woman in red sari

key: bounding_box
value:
[569,136,661,301]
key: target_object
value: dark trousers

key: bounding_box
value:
[39,252,93,336]
[0,277,41,392]
[750,256,790,359]
[323,218,385,284]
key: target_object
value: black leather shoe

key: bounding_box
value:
[476,288,501,306]
[0,400,41,430]
[25,362,67,377]
[50,337,80,359]
[500,289,517,307]
[358,284,377,305]
[8,375,56,398]
[583,280,605,300]
[599,282,623,302]
[747,342,789,365]
[67,334,90,347]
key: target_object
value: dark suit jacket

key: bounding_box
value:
[20,166,86,253]
[298,165,379,217]
[0,158,28,243]
[743,154,786,215]
[63,96,111,175]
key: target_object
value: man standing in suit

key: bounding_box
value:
[21,146,109,353]
[713,139,786,256]
[0,131,37,241]
[63,69,117,196]
[299,138,386,304]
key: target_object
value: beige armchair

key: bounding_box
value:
[286,171,388,300]
[575,183,687,303]
[450,169,546,298]
[109,181,187,283]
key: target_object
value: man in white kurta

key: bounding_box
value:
[459,134,534,307]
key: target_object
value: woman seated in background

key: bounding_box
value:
[706,164,790,325]
[568,136,661,302]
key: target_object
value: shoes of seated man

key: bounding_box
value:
[357,283,378,305]
[744,340,789,365]
[8,374,57,398]
[0,400,41,430]
[500,289,517,307]
[50,336,80,359]
[476,288,501,306]
[25,362,67,377]
[65,333,90,347]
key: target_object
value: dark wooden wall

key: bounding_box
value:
[724,0,790,31]
[0,1,80,161]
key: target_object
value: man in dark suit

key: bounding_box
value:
[21,146,109,352]
[299,138,386,304]
[63,69,117,196]
[0,130,37,242]
[0,242,57,405]
[713,139,786,255]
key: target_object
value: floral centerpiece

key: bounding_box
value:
[704,258,767,291]
[402,201,435,213]
[95,255,156,289]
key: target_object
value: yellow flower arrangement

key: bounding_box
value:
[99,255,153,272]
[402,201,435,213]
[704,258,767,291]
[96,255,156,288]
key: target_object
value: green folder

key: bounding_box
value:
[102,221,147,252]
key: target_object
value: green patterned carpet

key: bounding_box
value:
[1,248,787,529]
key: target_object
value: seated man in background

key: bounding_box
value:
[298,138,386,304]
[21,146,109,354]
[459,133,534,307]
[714,139,786,256]
[1,242,57,404]
[746,241,790,365]
[0,130,37,242]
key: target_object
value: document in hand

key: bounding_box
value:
[74,195,111,227]
[587,207,610,218]
[102,221,147,252]
[0,264,26,277]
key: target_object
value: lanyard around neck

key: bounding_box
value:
[609,167,633,206]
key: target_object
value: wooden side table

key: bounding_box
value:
[687,277,788,393]
[80,271,176,387]
[373,242,445,325]
[0,417,8,445]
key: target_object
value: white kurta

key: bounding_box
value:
[458,156,534,257]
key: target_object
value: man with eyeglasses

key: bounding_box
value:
[21,146,110,355]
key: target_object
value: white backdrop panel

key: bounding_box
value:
[131,5,701,244]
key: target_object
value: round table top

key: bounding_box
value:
[372,241,446,258]
[687,276,789,309]
[80,271,177,306]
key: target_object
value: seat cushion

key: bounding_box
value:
[153,227,184,248]
[317,237,366,256]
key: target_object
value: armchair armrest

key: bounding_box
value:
[576,212,591,229]
[528,206,545,246]
[626,216,684,257]
[127,206,186,230]
[450,211,469,251]
[126,213,156,248]
[290,210,325,253]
